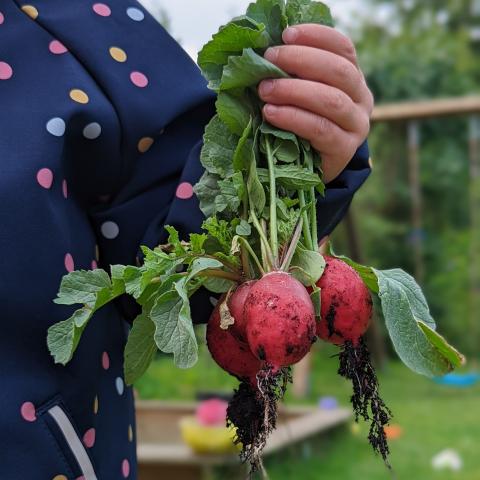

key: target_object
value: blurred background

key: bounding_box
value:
[135,1,480,479]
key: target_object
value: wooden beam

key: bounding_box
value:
[371,96,480,123]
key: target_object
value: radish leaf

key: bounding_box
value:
[200,115,237,177]
[216,92,252,136]
[198,23,270,89]
[418,321,465,369]
[220,48,288,91]
[286,0,333,26]
[290,247,326,285]
[194,171,221,218]
[246,0,288,45]
[124,313,157,385]
[374,268,462,377]
[151,280,198,369]
[48,268,127,364]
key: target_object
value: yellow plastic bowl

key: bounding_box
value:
[179,416,241,454]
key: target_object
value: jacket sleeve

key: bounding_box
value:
[317,140,371,239]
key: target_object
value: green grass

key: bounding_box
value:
[135,331,480,479]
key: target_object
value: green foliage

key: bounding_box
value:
[48,268,126,364]
[374,268,464,376]
[124,313,157,385]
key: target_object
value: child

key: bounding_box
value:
[0,1,373,478]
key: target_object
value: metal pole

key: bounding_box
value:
[407,121,425,283]
[469,115,480,355]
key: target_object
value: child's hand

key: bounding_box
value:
[258,24,374,183]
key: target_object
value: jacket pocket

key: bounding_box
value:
[38,396,98,480]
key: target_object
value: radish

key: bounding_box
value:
[315,255,392,466]
[206,300,262,384]
[244,271,317,368]
[316,256,373,345]
[228,281,256,343]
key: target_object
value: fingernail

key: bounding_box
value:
[259,80,275,96]
[283,27,298,43]
[264,47,279,62]
[264,104,278,116]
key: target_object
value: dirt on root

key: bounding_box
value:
[227,366,292,477]
[338,338,393,468]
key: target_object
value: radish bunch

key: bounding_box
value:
[206,253,392,468]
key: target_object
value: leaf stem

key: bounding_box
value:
[237,237,266,276]
[200,269,243,283]
[240,202,252,279]
[305,152,318,249]
[280,217,304,271]
[266,137,279,261]
[297,158,314,251]
[298,189,313,250]
[251,210,274,271]
[205,255,239,273]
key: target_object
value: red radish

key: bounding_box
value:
[244,271,316,368]
[206,301,262,384]
[316,256,373,346]
[196,399,228,426]
[227,281,256,343]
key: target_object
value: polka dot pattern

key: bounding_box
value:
[69,89,89,104]
[64,253,74,273]
[102,351,110,370]
[37,168,54,189]
[52,476,67,480]
[101,221,119,239]
[93,395,99,415]
[21,5,38,19]
[46,117,66,137]
[91,260,98,270]
[115,377,125,396]
[0,12,4,25]
[126,7,144,21]
[93,3,111,17]
[122,459,130,478]
[0,61,13,80]
[20,402,36,422]
[130,71,148,88]
[128,424,133,442]
[176,182,194,200]
[83,122,102,139]
[137,137,154,153]
[49,40,68,55]
[83,428,96,448]
[110,47,127,63]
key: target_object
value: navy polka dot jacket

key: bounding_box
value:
[0,1,371,478]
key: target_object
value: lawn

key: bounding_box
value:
[135,328,480,480]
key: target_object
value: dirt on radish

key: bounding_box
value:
[245,271,317,368]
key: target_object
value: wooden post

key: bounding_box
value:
[469,115,480,356]
[407,121,425,283]
[291,353,312,399]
